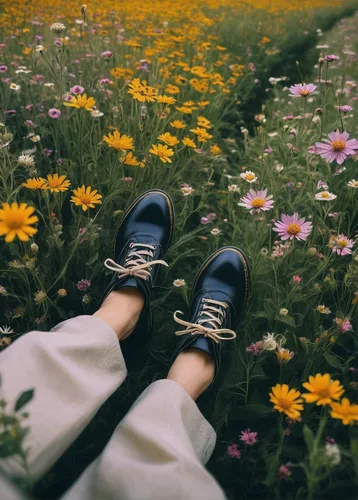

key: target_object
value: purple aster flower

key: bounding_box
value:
[70,85,85,95]
[48,108,61,119]
[101,50,113,59]
[240,429,258,446]
[329,234,354,256]
[317,180,329,190]
[314,130,358,165]
[77,279,91,291]
[289,83,317,98]
[246,340,264,355]
[273,213,312,241]
[325,54,340,62]
[201,217,209,225]
[0,65,8,73]
[339,105,353,113]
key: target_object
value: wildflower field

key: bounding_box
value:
[2,0,358,498]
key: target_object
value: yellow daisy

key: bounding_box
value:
[210,145,222,155]
[0,202,38,243]
[170,120,186,129]
[269,383,303,420]
[330,398,358,425]
[302,373,344,406]
[23,177,47,190]
[182,137,196,148]
[45,174,71,193]
[63,94,96,111]
[158,132,179,146]
[120,152,140,166]
[156,95,176,105]
[103,130,134,152]
[149,144,174,164]
[71,185,102,212]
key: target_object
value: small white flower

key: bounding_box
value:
[35,45,45,53]
[30,135,41,143]
[76,19,84,25]
[173,279,186,288]
[348,179,358,189]
[262,333,278,351]
[315,191,337,201]
[0,325,14,334]
[50,22,66,34]
[44,83,55,88]
[181,186,194,196]
[228,184,239,192]
[18,154,35,167]
[325,443,341,466]
[91,109,104,118]
[210,228,221,236]
[15,69,31,75]
[240,170,258,183]
[10,83,21,91]
[279,308,289,316]
[317,305,331,314]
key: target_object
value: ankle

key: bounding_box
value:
[94,288,144,340]
[167,349,215,400]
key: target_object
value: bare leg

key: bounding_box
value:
[94,288,144,340]
[167,348,215,400]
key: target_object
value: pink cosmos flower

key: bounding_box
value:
[289,83,317,98]
[314,130,358,165]
[278,464,292,480]
[246,340,264,355]
[240,429,258,446]
[238,189,274,215]
[76,279,91,291]
[339,105,353,113]
[227,443,241,459]
[273,213,312,241]
[48,108,61,119]
[292,275,302,284]
[329,233,354,256]
[70,85,85,95]
[335,318,352,332]
[325,54,339,62]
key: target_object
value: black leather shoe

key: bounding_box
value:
[172,246,250,380]
[102,189,174,351]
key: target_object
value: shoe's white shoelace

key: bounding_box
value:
[104,242,168,280]
[174,298,236,343]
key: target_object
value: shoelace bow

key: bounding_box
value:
[174,298,236,343]
[104,242,168,280]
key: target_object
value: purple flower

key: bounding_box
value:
[227,443,241,459]
[314,130,358,165]
[70,85,85,95]
[326,436,336,444]
[77,279,91,291]
[101,50,113,59]
[317,180,329,190]
[100,78,111,85]
[264,146,273,154]
[325,54,340,62]
[238,189,274,214]
[329,233,354,256]
[48,108,61,119]
[289,83,317,98]
[240,429,258,446]
[201,217,209,225]
[283,114,294,121]
[339,105,353,113]
[0,65,8,73]
[246,340,264,355]
[335,317,352,332]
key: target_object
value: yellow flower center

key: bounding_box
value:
[287,223,301,235]
[299,89,310,96]
[277,398,292,410]
[251,198,265,208]
[49,179,62,188]
[315,387,331,398]
[6,213,25,230]
[80,194,92,205]
[246,173,255,180]
[337,238,348,248]
[331,140,346,151]
[321,191,329,198]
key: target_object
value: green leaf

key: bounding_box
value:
[324,352,343,370]
[14,389,34,412]
[303,424,314,454]
[86,253,99,267]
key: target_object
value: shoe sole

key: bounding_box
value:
[192,245,251,320]
[112,189,175,257]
